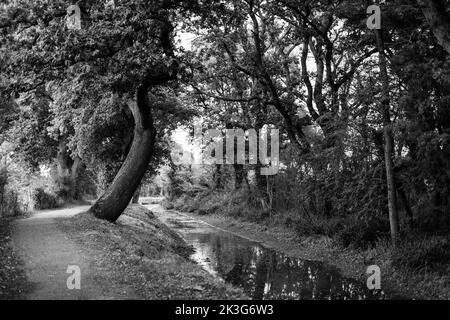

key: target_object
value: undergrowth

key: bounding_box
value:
[164,189,449,275]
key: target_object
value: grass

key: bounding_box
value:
[164,190,450,299]
[57,204,246,300]
[0,218,33,299]
[392,236,450,274]
[165,189,391,249]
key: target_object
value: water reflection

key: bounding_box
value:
[157,211,389,300]
[185,232,385,300]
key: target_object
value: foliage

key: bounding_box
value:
[392,236,450,274]
[0,0,206,207]
[32,187,60,210]
[160,0,450,255]
[0,219,32,299]
[0,0,449,273]
[0,166,22,217]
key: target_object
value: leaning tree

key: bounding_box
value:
[0,0,213,221]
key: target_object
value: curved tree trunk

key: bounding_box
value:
[89,15,178,222]
[89,85,155,222]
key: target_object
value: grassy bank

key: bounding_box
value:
[164,191,450,300]
[57,204,246,300]
[0,218,33,299]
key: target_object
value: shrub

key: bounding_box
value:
[161,198,174,210]
[392,236,450,274]
[335,216,389,249]
[0,167,23,217]
[293,215,342,238]
[0,189,22,217]
[32,188,60,210]
[0,167,22,217]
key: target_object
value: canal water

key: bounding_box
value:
[146,204,390,300]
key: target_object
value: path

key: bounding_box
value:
[11,206,138,300]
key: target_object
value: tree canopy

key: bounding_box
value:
[0,0,449,244]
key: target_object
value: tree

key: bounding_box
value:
[89,81,173,222]
[0,0,202,221]
[421,0,450,54]
[375,29,399,245]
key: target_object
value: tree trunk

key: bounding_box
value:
[88,15,178,221]
[234,164,244,189]
[69,156,82,200]
[397,184,414,225]
[214,164,223,190]
[376,30,399,245]
[89,85,155,222]
[132,183,141,204]
[56,140,70,178]
[421,0,450,54]
[56,140,82,201]
[254,163,267,191]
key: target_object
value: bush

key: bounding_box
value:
[0,189,22,217]
[392,236,450,274]
[167,186,394,249]
[0,167,23,217]
[32,188,60,210]
[293,215,342,237]
[334,216,389,249]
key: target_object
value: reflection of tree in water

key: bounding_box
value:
[193,232,386,300]
[224,247,258,294]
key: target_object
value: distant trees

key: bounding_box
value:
[1,0,449,239]
[179,0,450,245]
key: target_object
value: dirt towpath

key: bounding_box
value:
[11,206,139,300]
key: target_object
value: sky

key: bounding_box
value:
[176,32,198,51]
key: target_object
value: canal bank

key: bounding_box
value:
[145,204,405,300]
[145,202,448,300]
